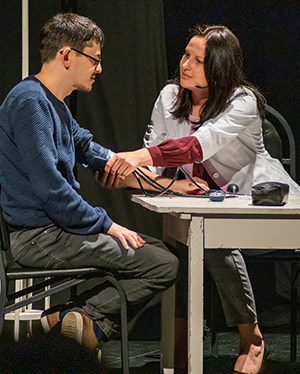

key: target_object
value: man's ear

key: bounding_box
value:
[58,48,72,69]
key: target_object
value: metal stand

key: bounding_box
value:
[4,279,50,340]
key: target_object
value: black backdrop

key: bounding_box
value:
[163,0,300,181]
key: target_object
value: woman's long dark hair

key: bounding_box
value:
[171,25,266,125]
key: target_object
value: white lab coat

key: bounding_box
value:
[143,84,300,194]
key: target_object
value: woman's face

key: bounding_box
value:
[180,36,208,92]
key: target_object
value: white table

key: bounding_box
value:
[132,194,300,373]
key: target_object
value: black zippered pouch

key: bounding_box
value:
[251,182,289,206]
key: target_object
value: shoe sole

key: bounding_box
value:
[61,312,83,344]
[97,348,102,363]
[40,315,51,333]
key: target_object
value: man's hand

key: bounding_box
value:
[173,177,209,195]
[107,222,145,249]
[94,170,125,190]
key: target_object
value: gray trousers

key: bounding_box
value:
[205,249,257,327]
[10,225,179,339]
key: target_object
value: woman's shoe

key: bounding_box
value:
[260,340,269,373]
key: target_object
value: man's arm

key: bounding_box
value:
[13,97,112,235]
[70,116,115,171]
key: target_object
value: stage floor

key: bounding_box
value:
[1,319,299,373]
[101,331,300,373]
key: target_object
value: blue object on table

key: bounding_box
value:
[208,189,225,202]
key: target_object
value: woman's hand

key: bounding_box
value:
[104,149,153,186]
[107,222,145,249]
[173,177,209,195]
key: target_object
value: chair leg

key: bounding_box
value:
[119,285,129,374]
[14,310,20,341]
[290,262,298,362]
[70,285,77,301]
[26,279,33,338]
[45,277,51,310]
[0,253,7,338]
[0,279,7,338]
[26,320,33,338]
[14,279,25,341]
[105,276,129,374]
[210,276,219,358]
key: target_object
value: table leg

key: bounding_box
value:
[188,216,204,373]
[161,284,175,373]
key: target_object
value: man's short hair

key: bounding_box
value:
[39,13,104,63]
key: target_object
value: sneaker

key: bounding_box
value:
[41,304,70,333]
[61,311,100,352]
[81,313,100,351]
[61,311,84,345]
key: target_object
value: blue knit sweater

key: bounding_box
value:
[0,77,114,234]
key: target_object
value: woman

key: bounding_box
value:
[105,25,300,373]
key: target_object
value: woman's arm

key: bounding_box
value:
[97,166,209,194]
[105,90,259,177]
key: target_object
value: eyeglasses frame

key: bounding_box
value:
[70,48,101,68]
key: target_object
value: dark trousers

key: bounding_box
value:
[10,224,179,339]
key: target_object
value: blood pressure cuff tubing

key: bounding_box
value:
[251,182,289,206]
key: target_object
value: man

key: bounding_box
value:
[0,13,181,353]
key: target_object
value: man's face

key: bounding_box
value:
[71,42,102,92]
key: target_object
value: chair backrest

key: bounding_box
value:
[0,206,10,252]
[0,205,10,271]
[262,119,282,161]
[264,104,296,180]
[0,185,12,272]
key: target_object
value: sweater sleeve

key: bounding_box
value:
[148,136,203,167]
[13,97,113,234]
[70,116,115,171]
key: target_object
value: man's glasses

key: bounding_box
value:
[71,48,101,68]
